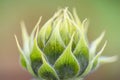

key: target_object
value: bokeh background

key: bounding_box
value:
[0,0,120,80]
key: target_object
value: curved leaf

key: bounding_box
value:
[43,21,65,65]
[15,35,35,76]
[38,56,59,80]
[73,9,81,26]
[21,22,30,56]
[54,35,80,79]
[59,17,70,45]
[92,41,107,70]
[30,39,43,75]
[90,32,105,60]
[37,18,53,50]
[99,56,117,64]
[73,36,89,76]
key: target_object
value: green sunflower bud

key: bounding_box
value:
[15,8,117,80]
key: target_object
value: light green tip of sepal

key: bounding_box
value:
[73,8,81,26]
[92,56,118,71]
[90,31,105,60]
[99,56,118,64]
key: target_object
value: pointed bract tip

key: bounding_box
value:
[14,35,23,55]
[32,16,42,35]
[97,40,107,56]
[99,56,118,63]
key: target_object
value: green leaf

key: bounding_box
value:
[59,17,70,45]
[93,56,117,70]
[21,21,29,44]
[38,56,59,80]
[98,56,117,64]
[43,21,65,65]
[63,12,80,51]
[82,18,89,35]
[20,54,27,68]
[15,35,27,69]
[72,31,80,51]
[92,41,107,70]
[59,8,78,46]
[37,10,63,50]
[73,35,89,76]
[30,39,43,75]
[73,9,81,26]
[21,22,30,55]
[90,32,105,60]
[54,35,80,79]
[30,17,42,51]
[80,60,93,77]
[81,41,107,77]
[37,18,53,50]
[15,35,36,76]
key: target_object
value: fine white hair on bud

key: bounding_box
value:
[15,8,117,80]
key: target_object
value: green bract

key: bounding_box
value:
[15,8,117,80]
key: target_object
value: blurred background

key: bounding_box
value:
[0,0,120,80]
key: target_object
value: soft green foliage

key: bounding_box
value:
[15,8,117,80]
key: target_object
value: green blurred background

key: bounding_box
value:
[0,0,120,80]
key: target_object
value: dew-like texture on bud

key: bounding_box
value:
[15,8,117,80]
